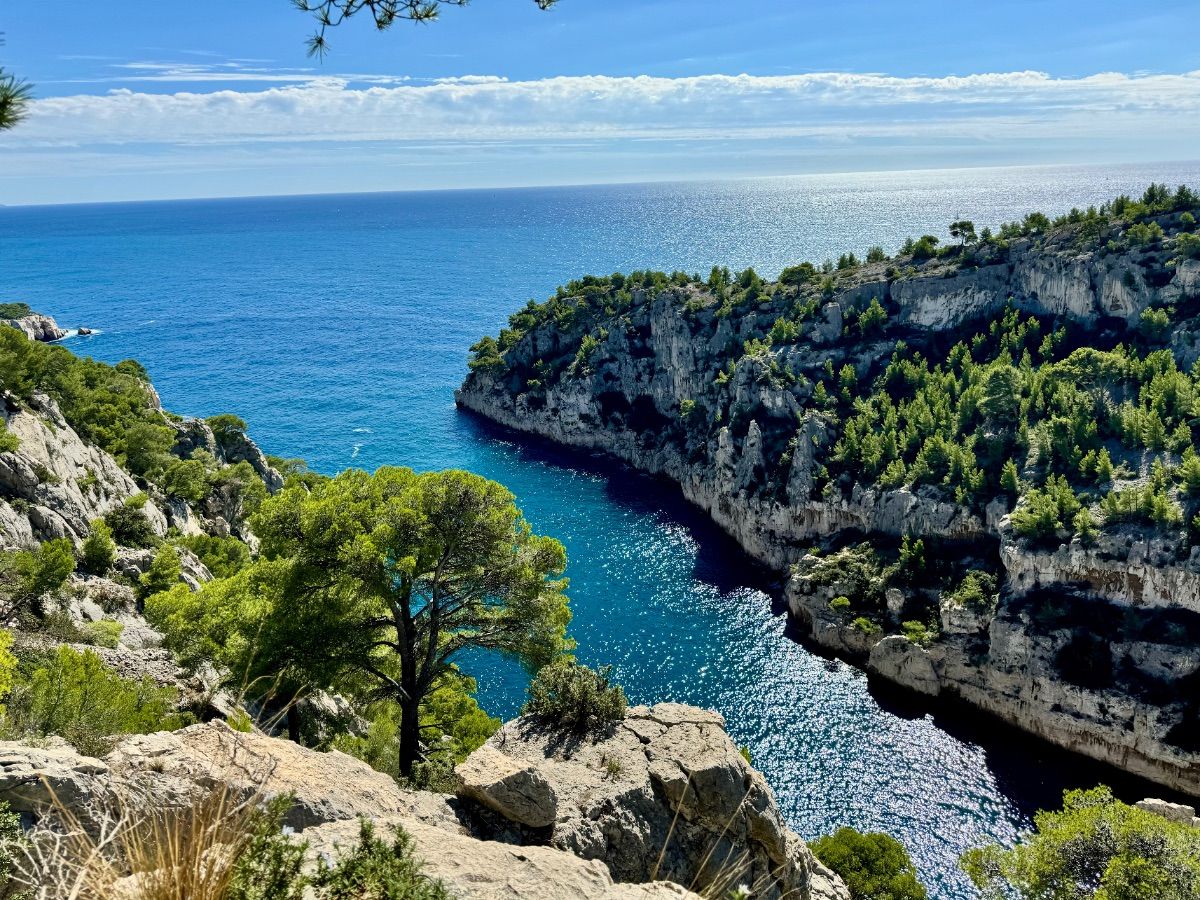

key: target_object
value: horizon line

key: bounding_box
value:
[3,156,1200,211]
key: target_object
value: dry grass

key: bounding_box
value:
[12,778,275,900]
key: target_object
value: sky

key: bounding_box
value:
[1,0,1199,204]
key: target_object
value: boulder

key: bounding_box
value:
[454,703,849,900]
[456,744,558,828]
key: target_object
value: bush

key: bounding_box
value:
[850,616,881,636]
[0,798,26,900]
[522,660,627,734]
[138,545,181,600]
[311,820,451,900]
[177,533,251,579]
[80,519,116,575]
[160,458,211,502]
[812,827,927,900]
[960,786,1200,899]
[4,645,183,755]
[83,619,124,649]
[207,413,248,449]
[0,302,31,319]
[104,495,159,548]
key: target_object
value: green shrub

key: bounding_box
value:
[901,621,936,647]
[850,616,881,636]
[857,298,888,336]
[228,795,308,900]
[104,495,159,548]
[207,413,249,449]
[138,545,182,600]
[311,821,451,900]
[961,786,1200,900]
[160,458,211,502]
[829,595,852,612]
[177,533,251,579]
[0,420,17,454]
[4,645,183,755]
[0,798,27,900]
[0,302,32,319]
[80,518,116,574]
[83,619,124,649]
[812,827,927,900]
[522,660,627,734]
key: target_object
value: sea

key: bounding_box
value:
[3,161,1199,897]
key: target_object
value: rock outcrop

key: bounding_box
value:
[453,703,848,900]
[457,208,1200,795]
[3,312,66,343]
[0,710,846,899]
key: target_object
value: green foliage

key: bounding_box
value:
[83,619,124,649]
[866,246,887,263]
[779,262,817,285]
[522,659,627,734]
[1127,220,1165,246]
[177,532,251,579]
[104,494,159,548]
[909,235,940,260]
[678,398,696,419]
[901,621,936,647]
[1011,476,1081,541]
[160,457,211,502]
[949,220,977,246]
[80,519,116,574]
[0,797,28,900]
[207,413,249,448]
[1100,483,1183,528]
[960,786,1200,900]
[4,645,183,755]
[943,570,997,614]
[0,630,16,718]
[310,820,451,900]
[812,827,927,900]
[138,544,182,600]
[0,420,17,454]
[467,335,506,373]
[228,795,308,900]
[15,538,75,605]
[1000,460,1020,499]
[850,616,881,635]
[159,466,572,777]
[0,303,31,320]
[857,298,888,336]
[1139,306,1170,340]
[829,595,851,612]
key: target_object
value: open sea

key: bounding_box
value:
[3,161,1200,897]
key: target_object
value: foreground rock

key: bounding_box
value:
[455,704,849,900]
[0,710,844,899]
[3,312,66,343]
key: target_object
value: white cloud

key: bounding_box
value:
[8,69,1198,150]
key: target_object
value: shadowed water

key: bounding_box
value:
[3,162,1199,896]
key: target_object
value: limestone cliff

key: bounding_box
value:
[458,196,1200,794]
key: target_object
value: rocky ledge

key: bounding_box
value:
[0,705,848,900]
[457,203,1200,796]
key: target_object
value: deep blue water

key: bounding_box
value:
[3,162,1200,897]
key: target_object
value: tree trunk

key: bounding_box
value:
[399,695,421,778]
[286,703,301,744]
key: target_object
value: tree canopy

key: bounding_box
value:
[150,465,572,774]
[961,786,1200,900]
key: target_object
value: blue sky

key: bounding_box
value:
[1,0,1199,203]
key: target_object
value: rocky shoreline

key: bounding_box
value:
[457,210,1200,796]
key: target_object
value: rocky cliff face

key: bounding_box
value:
[0,708,848,899]
[458,204,1200,794]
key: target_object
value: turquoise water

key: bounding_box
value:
[3,162,1199,897]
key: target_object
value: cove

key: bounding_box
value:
[4,163,1200,896]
